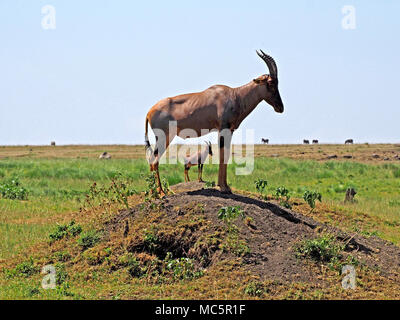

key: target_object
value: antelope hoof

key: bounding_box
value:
[157,188,166,198]
[218,185,232,194]
[198,179,205,183]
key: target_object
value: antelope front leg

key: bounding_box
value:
[185,168,190,182]
[218,131,232,194]
[198,164,204,182]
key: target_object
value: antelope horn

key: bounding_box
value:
[256,49,278,78]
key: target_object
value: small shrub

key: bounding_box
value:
[48,221,82,243]
[143,227,159,253]
[83,173,137,212]
[244,281,265,297]
[77,230,101,250]
[223,237,250,256]
[165,254,203,280]
[53,251,71,262]
[303,190,322,212]
[218,206,249,256]
[218,206,245,223]
[55,263,68,285]
[144,172,170,202]
[12,258,38,278]
[274,186,292,209]
[0,177,28,200]
[295,235,344,264]
[254,179,268,196]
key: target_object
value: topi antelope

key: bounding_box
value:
[183,141,213,183]
[261,138,269,144]
[145,50,284,194]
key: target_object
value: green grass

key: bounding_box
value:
[1,157,400,261]
[230,159,400,221]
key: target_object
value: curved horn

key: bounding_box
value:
[256,50,278,78]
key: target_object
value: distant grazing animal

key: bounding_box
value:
[345,139,354,144]
[345,188,357,202]
[261,138,269,144]
[51,141,56,146]
[145,50,284,194]
[99,152,111,159]
[183,142,213,182]
[312,139,319,144]
[303,139,310,144]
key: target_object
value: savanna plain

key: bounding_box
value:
[1,143,400,299]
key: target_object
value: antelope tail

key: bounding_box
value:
[145,117,151,150]
[144,117,154,163]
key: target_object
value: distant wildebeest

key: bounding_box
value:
[261,138,269,144]
[51,141,56,146]
[303,139,310,144]
[183,142,213,183]
[99,152,111,159]
[345,139,354,144]
[312,140,319,144]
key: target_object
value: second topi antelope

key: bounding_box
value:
[183,141,213,183]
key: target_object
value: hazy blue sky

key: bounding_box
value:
[1,0,399,145]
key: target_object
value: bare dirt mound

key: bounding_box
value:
[107,181,400,284]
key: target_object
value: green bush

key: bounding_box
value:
[0,177,28,200]
[217,206,245,222]
[165,253,203,280]
[274,186,292,209]
[7,258,39,278]
[55,263,68,285]
[295,235,344,263]
[254,179,268,196]
[244,281,265,297]
[48,221,82,242]
[143,227,159,253]
[77,230,101,250]
[303,190,322,212]
[53,251,72,262]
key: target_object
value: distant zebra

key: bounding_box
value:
[261,138,269,144]
[345,139,354,144]
[303,139,310,144]
[312,139,319,144]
